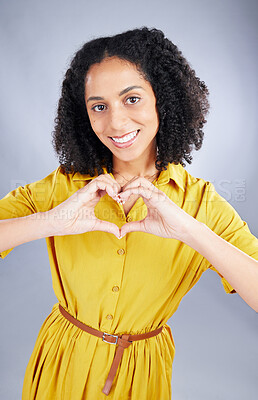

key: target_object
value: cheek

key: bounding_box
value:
[146,109,159,136]
[142,107,159,126]
[88,114,103,134]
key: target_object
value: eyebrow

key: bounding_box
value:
[86,85,145,103]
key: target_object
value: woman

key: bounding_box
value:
[0,27,257,399]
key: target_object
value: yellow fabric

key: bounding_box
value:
[1,163,258,399]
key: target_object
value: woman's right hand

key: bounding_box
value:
[47,174,121,238]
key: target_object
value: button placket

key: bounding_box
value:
[103,247,125,329]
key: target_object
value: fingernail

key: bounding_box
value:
[116,197,125,204]
[114,194,121,202]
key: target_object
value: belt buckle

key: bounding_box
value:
[102,332,119,345]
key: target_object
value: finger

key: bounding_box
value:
[120,176,153,192]
[120,219,147,237]
[118,185,166,205]
[95,174,122,195]
[77,178,120,203]
[118,185,187,224]
[102,174,122,194]
[92,219,120,238]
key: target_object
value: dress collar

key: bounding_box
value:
[72,162,186,192]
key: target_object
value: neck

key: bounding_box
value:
[112,147,158,179]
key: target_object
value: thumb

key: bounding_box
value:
[92,220,120,239]
[120,220,146,238]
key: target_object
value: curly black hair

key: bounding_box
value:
[52,27,209,177]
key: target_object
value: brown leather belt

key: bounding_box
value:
[58,304,163,396]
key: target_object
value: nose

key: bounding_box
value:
[108,105,129,133]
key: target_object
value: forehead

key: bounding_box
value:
[85,57,149,93]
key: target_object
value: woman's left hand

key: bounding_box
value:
[118,177,198,241]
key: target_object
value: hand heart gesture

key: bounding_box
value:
[48,174,195,242]
[117,177,195,241]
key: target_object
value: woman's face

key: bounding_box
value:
[85,56,159,163]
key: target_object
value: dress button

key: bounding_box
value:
[126,216,132,222]
[106,314,113,320]
[112,286,120,292]
[117,248,125,255]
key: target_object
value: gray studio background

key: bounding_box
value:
[0,0,257,399]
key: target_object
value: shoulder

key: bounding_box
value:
[17,166,81,211]
[168,162,210,194]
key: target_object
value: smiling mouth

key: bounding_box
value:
[109,129,140,144]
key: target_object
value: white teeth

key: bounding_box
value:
[111,130,138,143]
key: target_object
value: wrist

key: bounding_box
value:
[44,207,75,236]
[182,218,208,250]
[29,211,58,238]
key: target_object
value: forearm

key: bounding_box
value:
[184,219,258,312]
[0,213,55,253]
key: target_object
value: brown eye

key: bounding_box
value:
[92,104,106,112]
[126,96,140,105]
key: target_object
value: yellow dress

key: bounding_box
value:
[1,162,257,400]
